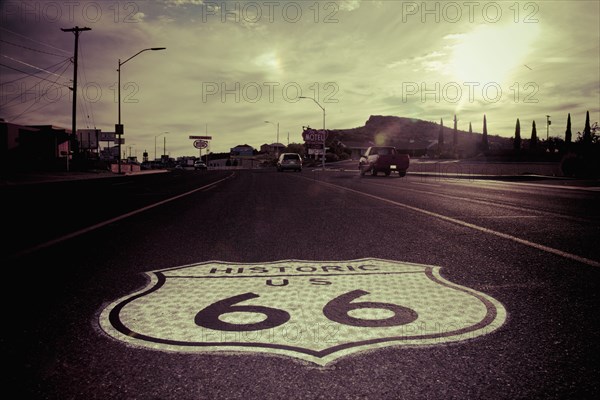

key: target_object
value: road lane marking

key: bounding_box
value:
[473,215,542,219]
[299,176,600,268]
[359,179,592,224]
[12,173,236,258]
[410,182,442,188]
[444,178,600,192]
[99,258,507,365]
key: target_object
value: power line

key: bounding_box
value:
[0,62,71,88]
[0,60,71,110]
[1,54,67,77]
[77,39,96,129]
[0,26,70,54]
[0,58,71,86]
[0,60,71,109]
[0,39,67,57]
[4,60,72,122]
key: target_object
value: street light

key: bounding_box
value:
[127,144,136,158]
[155,131,169,161]
[299,96,326,170]
[117,47,166,173]
[265,120,280,158]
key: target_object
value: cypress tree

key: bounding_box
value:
[514,118,521,151]
[582,110,592,145]
[530,120,538,149]
[453,114,458,154]
[438,118,444,156]
[481,114,489,152]
[565,113,572,144]
[469,122,473,135]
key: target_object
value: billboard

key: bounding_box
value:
[77,129,100,150]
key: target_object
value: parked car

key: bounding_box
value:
[194,161,208,170]
[359,146,410,177]
[277,153,303,172]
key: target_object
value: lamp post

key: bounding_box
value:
[127,144,136,158]
[163,134,168,160]
[264,120,280,158]
[546,115,551,141]
[117,47,166,173]
[155,131,169,161]
[299,96,326,170]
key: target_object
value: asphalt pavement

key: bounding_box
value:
[3,166,600,400]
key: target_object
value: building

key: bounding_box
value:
[260,142,286,155]
[1,121,71,173]
[338,140,373,160]
[230,144,254,157]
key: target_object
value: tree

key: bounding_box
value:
[438,118,444,156]
[481,114,489,152]
[582,110,592,146]
[514,118,521,152]
[565,113,572,145]
[453,114,458,154]
[469,122,473,135]
[286,143,306,156]
[530,120,538,150]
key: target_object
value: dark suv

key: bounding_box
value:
[277,153,302,172]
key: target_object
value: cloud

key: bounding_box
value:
[163,0,205,5]
[1,0,598,155]
[338,1,361,12]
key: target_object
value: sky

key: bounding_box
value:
[1,0,599,158]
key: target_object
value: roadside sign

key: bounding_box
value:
[194,140,209,149]
[99,132,116,141]
[303,129,327,144]
[100,258,506,365]
[190,135,212,140]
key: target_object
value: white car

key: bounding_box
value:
[277,153,302,172]
[194,161,207,170]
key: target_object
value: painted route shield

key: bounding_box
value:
[99,259,507,365]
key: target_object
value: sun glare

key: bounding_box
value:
[449,23,540,84]
[253,51,282,74]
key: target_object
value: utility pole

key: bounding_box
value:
[61,26,91,172]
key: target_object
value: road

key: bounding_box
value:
[3,168,600,399]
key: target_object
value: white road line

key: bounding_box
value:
[302,176,600,268]
[447,178,600,192]
[13,173,236,258]
[474,215,542,219]
[410,181,442,187]
[361,179,590,223]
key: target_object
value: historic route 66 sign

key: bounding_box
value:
[99,259,507,365]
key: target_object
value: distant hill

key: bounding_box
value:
[325,115,512,158]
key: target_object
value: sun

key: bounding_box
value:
[448,23,540,84]
[253,51,282,74]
